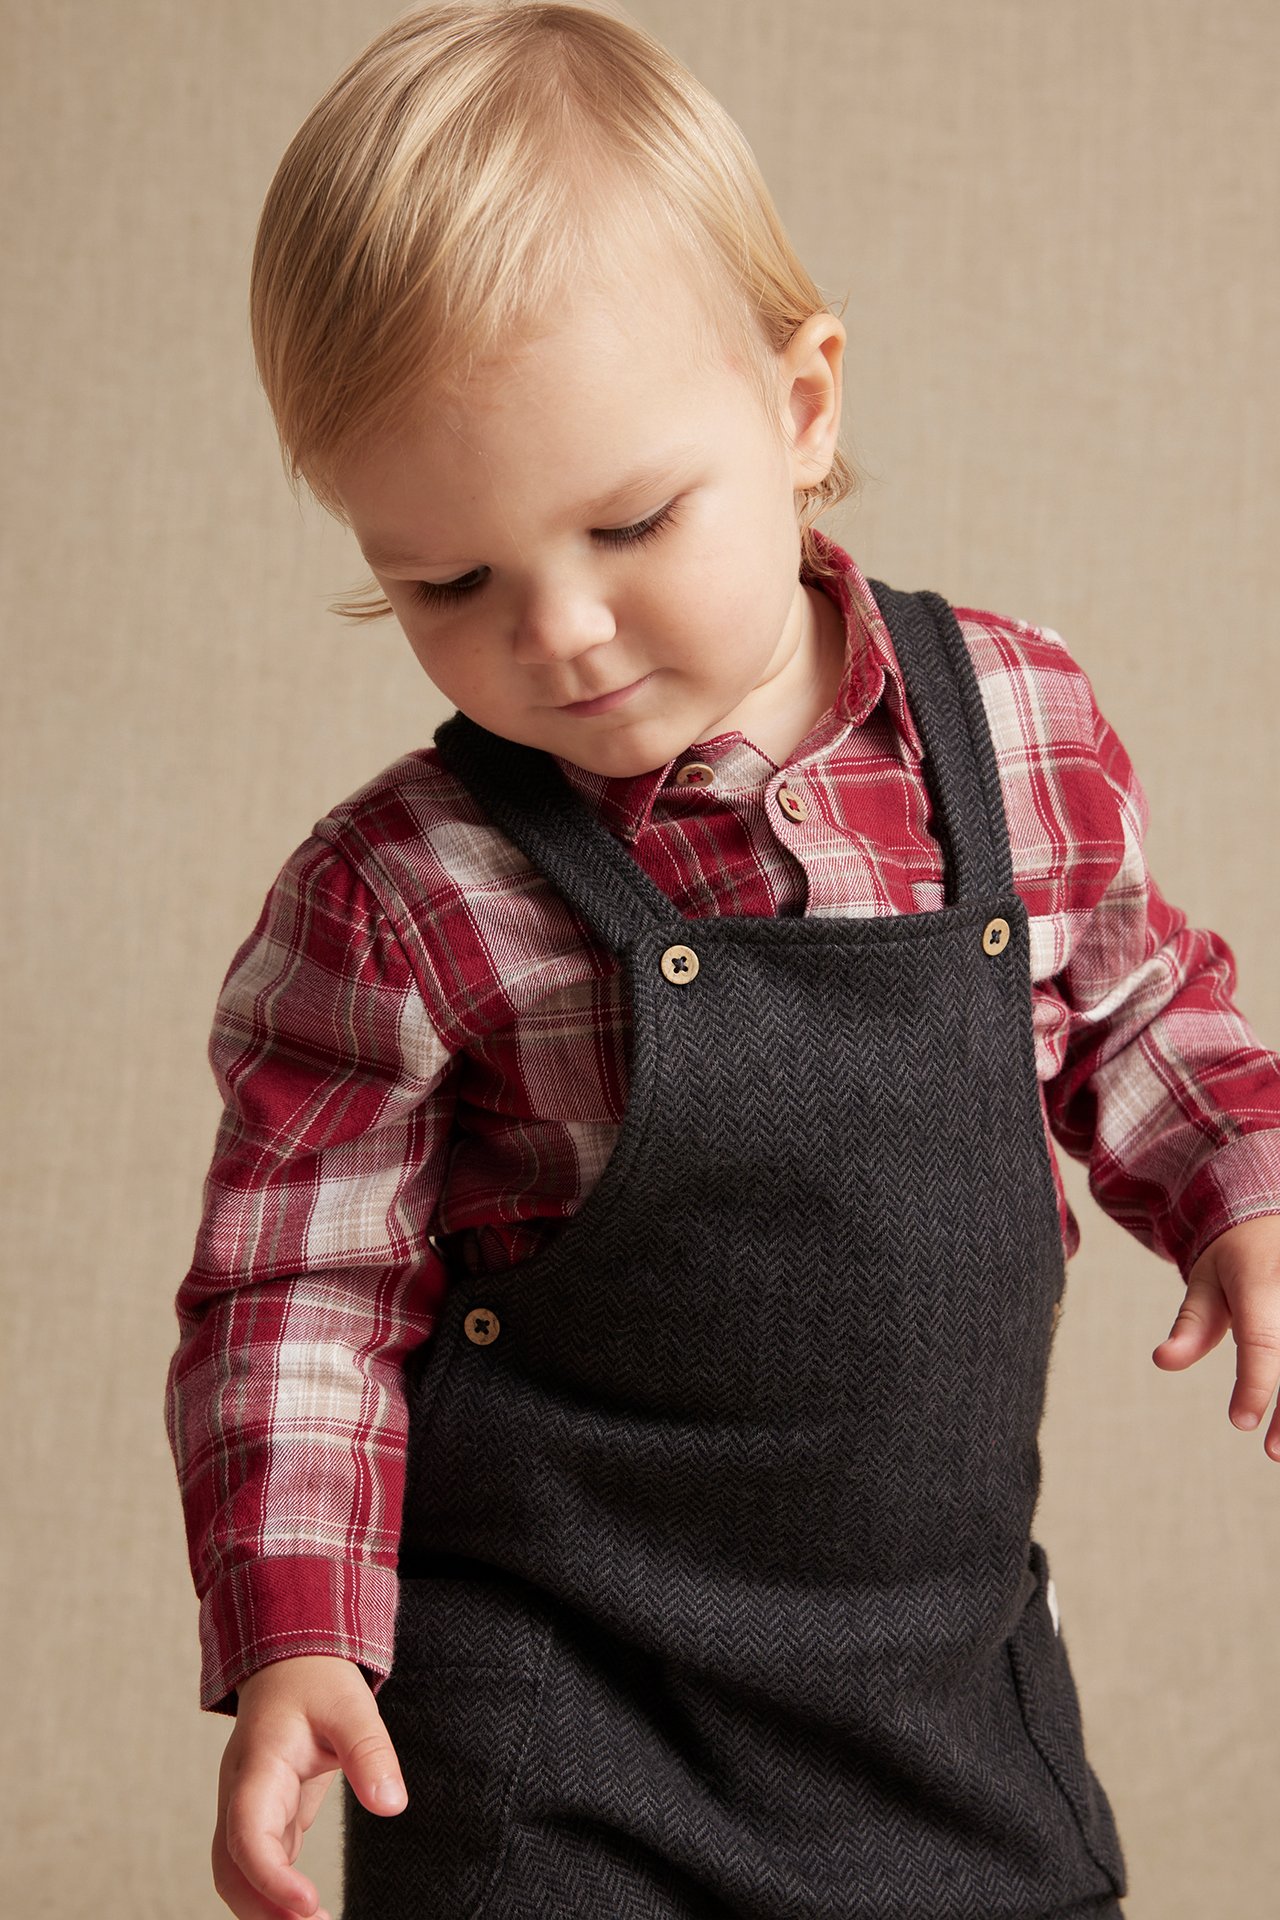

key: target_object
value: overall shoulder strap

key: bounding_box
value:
[431,711,681,953]
[865,580,1014,905]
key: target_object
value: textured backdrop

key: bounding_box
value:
[2,2,1277,1914]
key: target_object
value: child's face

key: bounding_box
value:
[335,246,844,778]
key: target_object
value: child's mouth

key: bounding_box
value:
[558,673,653,716]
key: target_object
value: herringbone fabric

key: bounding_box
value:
[342,582,1127,1917]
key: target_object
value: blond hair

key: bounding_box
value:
[249,0,860,621]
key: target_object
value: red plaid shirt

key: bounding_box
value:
[164,530,1280,1714]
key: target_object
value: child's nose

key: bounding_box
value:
[510,576,618,664]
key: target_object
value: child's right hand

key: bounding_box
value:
[212,1653,407,1920]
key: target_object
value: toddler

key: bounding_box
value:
[163,5,1280,1918]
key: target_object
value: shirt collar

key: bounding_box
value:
[551,528,927,843]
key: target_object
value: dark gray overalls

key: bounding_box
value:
[342,582,1128,1918]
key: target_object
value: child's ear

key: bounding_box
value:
[780,312,845,490]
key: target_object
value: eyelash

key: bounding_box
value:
[409,499,682,610]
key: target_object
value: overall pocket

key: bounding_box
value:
[1007,1541,1127,1898]
[341,1569,552,1920]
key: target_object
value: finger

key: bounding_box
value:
[1225,1325,1280,1438]
[313,1688,408,1817]
[212,1834,333,1920]
[1151,1280,1231,1369]
[221,1761,327,1918]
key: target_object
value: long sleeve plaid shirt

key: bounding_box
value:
[164,530,1280,1714]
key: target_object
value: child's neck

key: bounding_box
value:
[727,583,847,769]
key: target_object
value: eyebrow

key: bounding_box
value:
[361,445,700,570]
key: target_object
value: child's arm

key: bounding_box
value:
[164,831,458,1716]
[1037,671,1280,1447]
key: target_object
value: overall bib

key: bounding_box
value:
[342,582,1128,1919]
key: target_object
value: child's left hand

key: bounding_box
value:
[1152,1213,1280,1460]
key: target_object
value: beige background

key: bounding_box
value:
[3,1,1277,1913]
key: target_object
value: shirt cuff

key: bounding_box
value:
[1169,1129,1280,1281]
[197,1555,400,1716]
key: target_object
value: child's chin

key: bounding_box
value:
[528,710,674,774]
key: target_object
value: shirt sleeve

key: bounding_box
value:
[163,833,456,1715]
[1042,685,1280,1281]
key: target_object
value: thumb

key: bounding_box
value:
[318,1681,408,1817]
[1152,1269,1231,1369]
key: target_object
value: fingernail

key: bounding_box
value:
[374,1776,407,1811]
[1234,1411,1259,1429]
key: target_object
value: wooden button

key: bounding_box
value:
[674,761,715,786]
[777,785,808,822]
[463,1307,500,1345]
[982,917,1011,955]
[660,944,700,985]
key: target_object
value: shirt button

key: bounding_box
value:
[777,784,808,822]
[464,1307,500,1345]
[982,917,1011,955]
[674,761,715,786]
[660,943,700,985]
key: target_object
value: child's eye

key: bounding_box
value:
[412,570,488,609]
[410,499,682,610]
[596,497,681,550]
